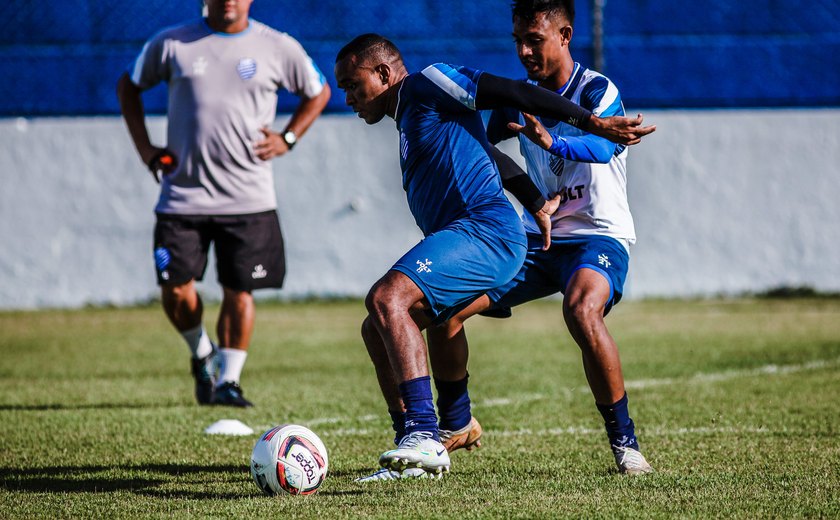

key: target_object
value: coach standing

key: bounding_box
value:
[117,0,330,407]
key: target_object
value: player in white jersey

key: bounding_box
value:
[422,0,653,476]
[117,0,330,407]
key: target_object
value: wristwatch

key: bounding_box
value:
[282,130,297,150]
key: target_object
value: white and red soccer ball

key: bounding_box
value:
[250,424,328,495]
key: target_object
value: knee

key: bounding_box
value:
[364,282,398,321]
[161,282,194,305]
[563,295,603,330]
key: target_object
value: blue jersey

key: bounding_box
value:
[395,63,515,236]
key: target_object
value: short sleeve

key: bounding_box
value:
[129,34,169,90]
[419,63,483,111]
[276,35,326,98]
[580,75,624,117]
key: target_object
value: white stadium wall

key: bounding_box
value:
[1,109,838,309]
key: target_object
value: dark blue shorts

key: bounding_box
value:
[485,234,630,316]
[392,218,527,324]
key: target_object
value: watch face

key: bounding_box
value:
[283,131,297,146]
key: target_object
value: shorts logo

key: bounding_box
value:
[237,58,257,80]
[416,259,432,273]
[251,264,267,279]
[598,254,611,269]
[154,247,171,271]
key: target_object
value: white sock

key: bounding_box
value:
[217,348,248,386]
[180,325,214,359]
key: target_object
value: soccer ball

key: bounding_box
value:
[250,424,329,496]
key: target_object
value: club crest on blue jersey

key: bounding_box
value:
[237,58,257,80]
[399,131,408,161]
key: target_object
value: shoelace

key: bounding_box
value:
[397,431,435,449]
[613,446,646,468]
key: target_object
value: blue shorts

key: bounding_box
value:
[485,234,630,317]
[392,217,527,324]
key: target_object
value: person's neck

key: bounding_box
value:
[206,16,249,34]
[539,54,575,92]
[385,73,408,119]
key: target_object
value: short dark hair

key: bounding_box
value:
[336,33,403,66]
[511,0,575,27]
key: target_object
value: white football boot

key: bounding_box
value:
[355,467,440,482]
[612,445,654,475]
[379,431,451,475]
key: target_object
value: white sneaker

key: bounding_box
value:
[355,467,439,482]
[612,445,653,475]
[379,431,451,475]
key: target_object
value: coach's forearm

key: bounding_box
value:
[117,73,155,162]
[284,83,331,137]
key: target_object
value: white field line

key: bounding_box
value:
[253,357,837,436]
[317,425,772,438]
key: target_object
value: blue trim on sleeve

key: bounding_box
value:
[549,133,616,163]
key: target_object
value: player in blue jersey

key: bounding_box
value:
[425,0,654,476]
[334,33,655,479]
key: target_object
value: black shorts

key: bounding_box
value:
[153,210,286,291]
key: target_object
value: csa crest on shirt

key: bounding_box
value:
[237,58,257,80]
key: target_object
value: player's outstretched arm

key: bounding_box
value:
[475,73,655,145]
[489,146,556,251]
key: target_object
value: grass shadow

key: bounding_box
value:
[0,402,185,411]
[0,463,250,498]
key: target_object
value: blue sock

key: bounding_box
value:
[596,393,639,449]
[398,376,440,441]
[388,409,406,445]
[434,373,472,432]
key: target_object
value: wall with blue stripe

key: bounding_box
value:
[1,0,838,115]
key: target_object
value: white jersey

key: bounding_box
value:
[492,63,636,250]
[130,18,326,215]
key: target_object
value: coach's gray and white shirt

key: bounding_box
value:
[131,18,326,215]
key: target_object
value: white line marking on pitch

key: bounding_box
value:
[294,357,838,431]
[319,425,772,438]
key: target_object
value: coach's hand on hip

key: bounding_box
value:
[254,127,291,160]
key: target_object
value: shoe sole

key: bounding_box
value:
[380,456,450,475]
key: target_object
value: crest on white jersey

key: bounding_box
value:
[237,58,257,80]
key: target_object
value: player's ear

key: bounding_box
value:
[560,25,573,46]
[375,63,390,85]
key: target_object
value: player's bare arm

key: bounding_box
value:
[253,84,332,160]
[507,112,553,149]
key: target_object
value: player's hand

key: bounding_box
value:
[144,147,178,183]
[253,127,289,160]
[507,112,553,150]
[587,113,656,145]
[534,193,561,251]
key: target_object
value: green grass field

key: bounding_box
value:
[1,298,838,518]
